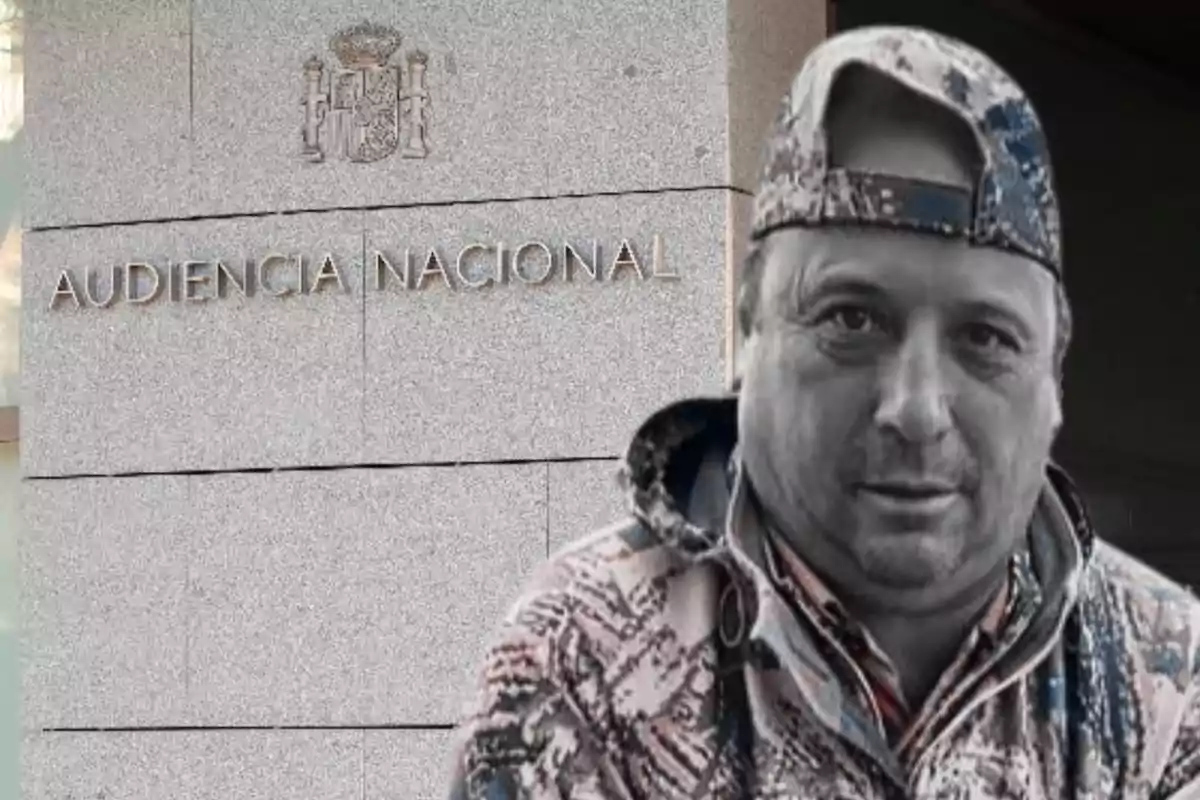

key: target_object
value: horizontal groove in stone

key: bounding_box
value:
[29,185,752,233]
[24,454,621,482]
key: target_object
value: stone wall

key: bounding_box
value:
[19,0,823,796]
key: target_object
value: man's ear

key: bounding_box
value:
[735,275,758,342]
[729,345,746,393]
[1045,375,1064,437]
[730,296,757,394]
[1051,383,1064,434]
[732,240,766,392]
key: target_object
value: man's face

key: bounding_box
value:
[738,225,1062,612]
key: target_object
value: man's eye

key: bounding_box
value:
[820,305,881,333]
[963,323,1018,352]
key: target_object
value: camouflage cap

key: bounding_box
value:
[752,26,1062,279]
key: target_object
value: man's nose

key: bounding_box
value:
[873,328,953,443]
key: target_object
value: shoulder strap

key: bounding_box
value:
[714,565,755,797]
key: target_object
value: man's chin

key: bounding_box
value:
[852,532,962,591]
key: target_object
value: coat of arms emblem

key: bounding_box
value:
[300,22,431,163]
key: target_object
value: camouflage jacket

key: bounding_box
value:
[448,397,1200,799]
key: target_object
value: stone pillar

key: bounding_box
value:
[19,0,826,797]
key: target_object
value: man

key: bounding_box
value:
[448,26,1200,799]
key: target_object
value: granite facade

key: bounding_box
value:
[22,465,546,729]
[547,458,625,555]
[21,0,827,795]
[23,731,364,800]
[23,190,732,476]
[28,0,731,229]
[360,192,728,465]
[21,214,366,477]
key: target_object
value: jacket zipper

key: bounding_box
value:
[907,491,1083,787]
[906,609,1070,790]
[778,602,912,792]
[759,547,908,790]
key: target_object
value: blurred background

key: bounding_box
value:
[0,0,21,797]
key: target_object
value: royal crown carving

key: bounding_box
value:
[328,21,403,68]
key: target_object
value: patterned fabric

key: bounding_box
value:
[448,395,1200,799]
[752,26,1063,279]
[762,526,1015,747]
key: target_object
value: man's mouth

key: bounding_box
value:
[855,479,960,515]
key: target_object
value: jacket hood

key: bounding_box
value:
[617,395,740,560]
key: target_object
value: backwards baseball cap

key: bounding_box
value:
[751,25,1063,280]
